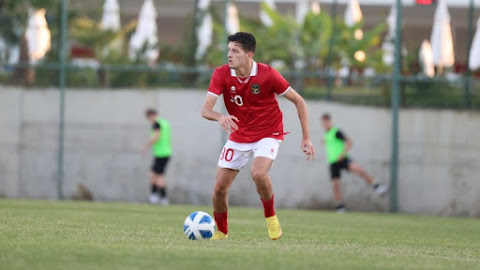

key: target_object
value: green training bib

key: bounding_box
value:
[152,118,172,158]
[324,126,346,164]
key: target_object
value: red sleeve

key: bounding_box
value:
[208,68,225,97]
[270,67,291,95]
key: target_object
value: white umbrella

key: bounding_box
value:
[311,1,321,15]
[129,0,159,63]
[419,39,435,78]
[430,0,454,69]
[225,2,240,35]
[101,0,122,56]
[25,8,51,62]
[344,0,362,27]
[101,0,121,31]
[296,0,310,25]
[469,18,480,70]
[195,0,212,61]
[386,2,396,40]
[382,2,396,66]
[260,0,276,27]
[382,41,394,66]
[344,0,363,40]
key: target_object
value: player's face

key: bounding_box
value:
[227,42,252,70]
[322,118,332,130]
[146,114,156,122]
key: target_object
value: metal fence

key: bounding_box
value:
[2,62,479,107]
[1,0,479,110]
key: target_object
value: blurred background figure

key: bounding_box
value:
[142,109,172,205]
[321,113,388,213]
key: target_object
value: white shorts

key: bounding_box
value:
[217,138,282,170]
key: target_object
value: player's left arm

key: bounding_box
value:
[283,88,316,160]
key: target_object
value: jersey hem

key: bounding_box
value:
[228,135,284,144]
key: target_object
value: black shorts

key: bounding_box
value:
[329,158,352,179]
[151,157,170,174]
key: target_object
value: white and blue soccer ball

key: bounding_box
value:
[183,211,216,240]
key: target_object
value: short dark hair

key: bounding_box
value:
[227,32,256,53]
[145,108,157,117]
[321,113,331,120]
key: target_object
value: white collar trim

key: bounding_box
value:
[230,60,258,77]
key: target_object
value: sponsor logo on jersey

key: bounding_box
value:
[251,84,260,95]
[230,86,236,93]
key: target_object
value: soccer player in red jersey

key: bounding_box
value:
[201,32,315,240]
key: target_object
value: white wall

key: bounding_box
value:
[1,87,479,217]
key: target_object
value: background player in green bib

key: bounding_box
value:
[321,113,388,213]
[142,109,172,205]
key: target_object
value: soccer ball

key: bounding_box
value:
[183,211,216,240]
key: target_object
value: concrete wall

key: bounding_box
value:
[1,87,479,217]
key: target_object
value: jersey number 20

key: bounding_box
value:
[230,95,243,106]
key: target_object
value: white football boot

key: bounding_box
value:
[149,194,160,204]
[374,184,389,196]
[160,198,170,206]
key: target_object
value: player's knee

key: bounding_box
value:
[332,180,341,189]
[213,184,228,198]
[250,168,267,182]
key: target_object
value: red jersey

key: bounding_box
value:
[208,61,291,143]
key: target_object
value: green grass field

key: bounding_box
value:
[1,199,479,270]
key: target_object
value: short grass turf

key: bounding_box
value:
[0,199,479,270]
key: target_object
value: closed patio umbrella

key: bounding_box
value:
[296,0,310,24]
[344,0,363,40]
[101,0,121,31]
[419,39,435,78]
[25,8,51,62]
[469,17,480,70]
[260,0,276,26]
[128,0,159,64]
[430,0,454,72]
[195,0,213,61]
[225,2,240,35]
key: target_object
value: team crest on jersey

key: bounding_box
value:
[251,84,260,95]
[230,86,236,93]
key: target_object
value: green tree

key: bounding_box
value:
[240,4,387,73]
[335,20,387,70]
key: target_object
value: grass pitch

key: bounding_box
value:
[1,199,479,270]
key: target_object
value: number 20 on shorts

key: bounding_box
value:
[220,148,234,162]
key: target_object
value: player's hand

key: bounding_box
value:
[218,115,239,133]
[301,138,315,161]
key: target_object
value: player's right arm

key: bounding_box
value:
[201,94,239,133]
[202,67,239,133]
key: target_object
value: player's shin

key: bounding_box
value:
[213,211,228,234]
[261,194,276,218]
